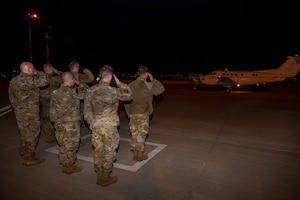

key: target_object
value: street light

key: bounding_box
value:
[25,13,38,62]
[43,35,53,63]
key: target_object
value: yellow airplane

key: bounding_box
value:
[193,55,300,92]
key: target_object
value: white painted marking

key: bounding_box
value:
[44,134,167,172]
[0,105,12,117]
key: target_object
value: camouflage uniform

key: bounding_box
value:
[40,72,62,142]
[8,71,49,158]
[128,77,165,157]
[49,83,86,166]
[72,68,95,126]
[73,68,95,84]
[84,81,132,174]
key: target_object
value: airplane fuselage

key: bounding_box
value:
[202,70,292,86]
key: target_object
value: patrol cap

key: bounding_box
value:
[138,66,148,75]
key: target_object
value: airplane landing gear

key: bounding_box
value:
[226,88,232,93]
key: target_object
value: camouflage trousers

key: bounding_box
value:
[54,121,80,165]
[129,114,149,152]
[14,110,40,157]
[91,126,120,173]
[80,101,84,127]
[40,104,55,137]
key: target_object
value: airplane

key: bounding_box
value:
[193,55,300,92]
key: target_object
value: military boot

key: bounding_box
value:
[96,171,103,185]
[97,172,118,187]
[132,150,138,160]
[23,156,45,166]
[137,151,148,161]
[62,164,83,174]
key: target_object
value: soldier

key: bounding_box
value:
[49,72,87,174]
[8,61,49,166]
[68,60,95,84]
[126,66,165,161]
[84,65,132,187]
[69,60,95,146]
[40,63,62,143]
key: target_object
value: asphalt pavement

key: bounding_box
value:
[0,80,299,200]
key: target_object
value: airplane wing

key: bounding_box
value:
[195,75,237,91]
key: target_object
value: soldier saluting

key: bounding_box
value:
[49,72,86,174]
[8,61,49,166]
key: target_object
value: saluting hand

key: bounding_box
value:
[113,74,120,84]
[146,72,153,81]
[74,79,80,85]
[33,68,39,75]
[52,67,58,74]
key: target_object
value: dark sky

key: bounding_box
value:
[3,0,300,75]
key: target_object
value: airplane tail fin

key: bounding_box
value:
[277,56,300,77]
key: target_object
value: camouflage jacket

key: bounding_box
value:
[84,81,132,127]
[8,71,49,113]
[128,77,165,115]
[50,84,87,124]
[73,68,95,84]
[40,72,62,105]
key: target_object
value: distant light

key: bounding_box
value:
[27,13,38,19]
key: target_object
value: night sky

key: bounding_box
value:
[3,0,300,75]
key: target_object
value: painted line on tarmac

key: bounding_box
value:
[0,105,12,117]
[43,134,167,172]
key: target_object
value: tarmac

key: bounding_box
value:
[0,80,300,200]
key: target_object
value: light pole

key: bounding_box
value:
[26,13,38,62]
[43,35,53,63]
